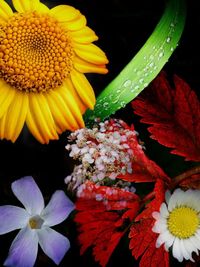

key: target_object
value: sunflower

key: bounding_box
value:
[0,0,108,143]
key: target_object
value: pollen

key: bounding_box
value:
[167,206,200,239]
[29,215,44,229]
[0,12,74,92]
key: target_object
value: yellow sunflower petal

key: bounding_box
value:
[46,89,74,133]
[26,110,45,144]
[74,43,109,65]
[57,83,85,128]
[64,78,87,114]
[0,81,15,118]
[3,91,28,142]
[0,0,13,23]
[26,93,58,143]
[12,0,40,13]
[70,70,96,110]
[49,5,80,23]
[0,112,6,140]
[74,56,108,74]
[70,26,98,44]
[37,2,49,13]
[53,84,83,130]
[61,14,87,31]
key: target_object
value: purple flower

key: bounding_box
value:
[0,176,75,267]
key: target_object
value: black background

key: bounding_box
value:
[0,0,199,266]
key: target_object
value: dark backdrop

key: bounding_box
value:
[0,0,199,266]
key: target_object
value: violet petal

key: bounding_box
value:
[38,227,70,265]
[11,176,44,215]
[4,226,38,267]
[0,205,29,234]
[41,190,74,227]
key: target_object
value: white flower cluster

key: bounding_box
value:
[65,119,137,191]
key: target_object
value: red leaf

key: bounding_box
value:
[132,72,200,161]
[139,238,169,267]
[129,179,169,267]
[75,181,140,267]
[129,219,169,267]
[136,179,166,220]
[118,122,169,183]
[129,218,155,259]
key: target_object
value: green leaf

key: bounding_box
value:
[85,0,186,123]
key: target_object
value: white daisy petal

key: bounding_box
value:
[156,231,172,248]
[190,236,200,251]
[165,190,171,205]
[182,190,200,210]
[179,239,191,261]
[160,203,169,218]
[152,211,160,220]
[173,238,183,262]
[152,220,167,233]
[184,238,198,261]
[195,230,200,243]
[168,189,183,211]
[164,233,175,251]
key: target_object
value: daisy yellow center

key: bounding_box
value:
[29,215,44,229]
[0,12,74,92]
[167,206,199,239]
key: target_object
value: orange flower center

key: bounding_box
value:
[0,12,74,92]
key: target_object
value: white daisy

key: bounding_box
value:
[152,188,200,262]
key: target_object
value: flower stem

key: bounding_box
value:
[170,165,200,188]
[141,191,155,204]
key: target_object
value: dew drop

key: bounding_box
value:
[149,55,154,60]
[112,96,120,104]
[109,94,113,100]
[149,62,154,68]
[159,51,164,58]
[95,103,100,108]
[123,80,132,87]
[103,102,109,109]
[139,78,144,84]
[116,89,121,93]
[144,82,148,87]
[134,85,140,90]
[170,47,174,52]
[120,101,126,108]
[170,22,175,27]
[166,37,171,43]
